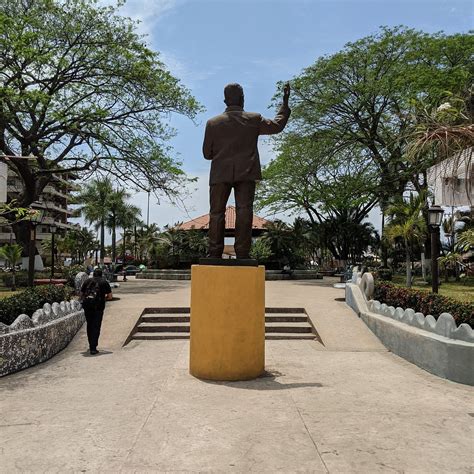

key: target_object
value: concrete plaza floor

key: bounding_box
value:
[1,278,473,472]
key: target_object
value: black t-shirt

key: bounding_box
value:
[81,277,112,311]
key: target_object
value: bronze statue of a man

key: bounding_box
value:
[202,82,291,259]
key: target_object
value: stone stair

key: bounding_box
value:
[125,307,319,344]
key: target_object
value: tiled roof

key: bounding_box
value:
[176,206,270,230]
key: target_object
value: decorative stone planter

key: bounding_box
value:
[0,300,85,377]
[345,270,474,386]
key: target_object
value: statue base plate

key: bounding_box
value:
[199,258,258,267]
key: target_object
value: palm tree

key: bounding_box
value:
[385,193,427,287]
[75,179,113,264]
[116,204,142,263]
[438,252,463,282]
[136,224,160,262]
[105,187,134,262]
[0,243,23,290]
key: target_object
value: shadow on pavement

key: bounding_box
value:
[80,350,114,357]
[199,370,323,391]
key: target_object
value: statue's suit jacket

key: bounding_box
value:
[202,104,291,185]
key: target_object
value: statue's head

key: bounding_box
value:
[224,83,244,107]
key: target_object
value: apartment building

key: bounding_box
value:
[0,168,78,247]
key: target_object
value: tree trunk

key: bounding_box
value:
[11,270,16,291]
[111,213,116,262]
[406,246,412,288]
[11,220,32,257]
[381,211,388,267]
[100,220,105,264]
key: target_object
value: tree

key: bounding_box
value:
[257,135,378,225]
[105,187,136,262]
[136,224,160,262]
[385,193,427,287]
[286,28,472,203]
[438,252,463,282]
[117,204,142,263]
[61,227,97,264]
[0,0,201,251]
[75,178,113,263]
[0,243,23,290]
[315,217,379,265]
[249,238,272,262]
[278,27,473,266]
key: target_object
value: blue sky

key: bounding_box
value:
[90,0,472,234]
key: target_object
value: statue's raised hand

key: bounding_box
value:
[283,82,291,105]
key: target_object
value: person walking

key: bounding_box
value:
[80,268,112,355]
[202,82,291,259]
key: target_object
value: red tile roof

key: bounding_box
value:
[176,206,270,230]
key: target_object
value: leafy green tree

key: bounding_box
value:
[286,27,472,206]
[385,193,427,287]
[0,0,201,251]
[273,27,472,267]
[0,243,23,290]
[315,218,379,266]
[257,136,378,225]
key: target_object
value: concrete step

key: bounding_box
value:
[142,315,190,323]
[137,321,312,334]
[265,333,317,340]
[265,322,313,333]
[138,322,190,332]
[140,314,308,323]
[131,332,316,341]
[132,332,190,340]
[265,315,308,322]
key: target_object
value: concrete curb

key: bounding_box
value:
[0,300,84,377]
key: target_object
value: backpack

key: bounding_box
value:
[81,279,101,310]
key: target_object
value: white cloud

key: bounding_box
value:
[100,0,179,41]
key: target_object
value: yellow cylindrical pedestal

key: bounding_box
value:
[189,264,265,381]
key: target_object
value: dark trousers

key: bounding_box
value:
[208,181,256,258]
[84,308,104,351]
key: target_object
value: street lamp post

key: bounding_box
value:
[428,205,444,294]
[27,209,44,287]
[50,223,57,280]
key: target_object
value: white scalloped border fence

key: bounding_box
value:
[345,271,474,385]
[368,300,474,343]
[0,300,84,377]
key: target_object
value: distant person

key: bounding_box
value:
[202,82,291,259]
[80,268,112,355]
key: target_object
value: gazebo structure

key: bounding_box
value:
[176,206,270,257]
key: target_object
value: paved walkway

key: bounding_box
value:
[1,278,473,472]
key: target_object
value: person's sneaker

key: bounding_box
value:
[90,349,99,355]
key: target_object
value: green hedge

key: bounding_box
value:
[374,281,474,329]
[0,285,75,325]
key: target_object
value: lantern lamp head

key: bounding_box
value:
[428,205,444,228]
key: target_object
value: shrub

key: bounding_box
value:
[1,270,55,288]
[0,285,75,325]
[374,281,474,328]
[61,264,87,286]
[374,267,393,281]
